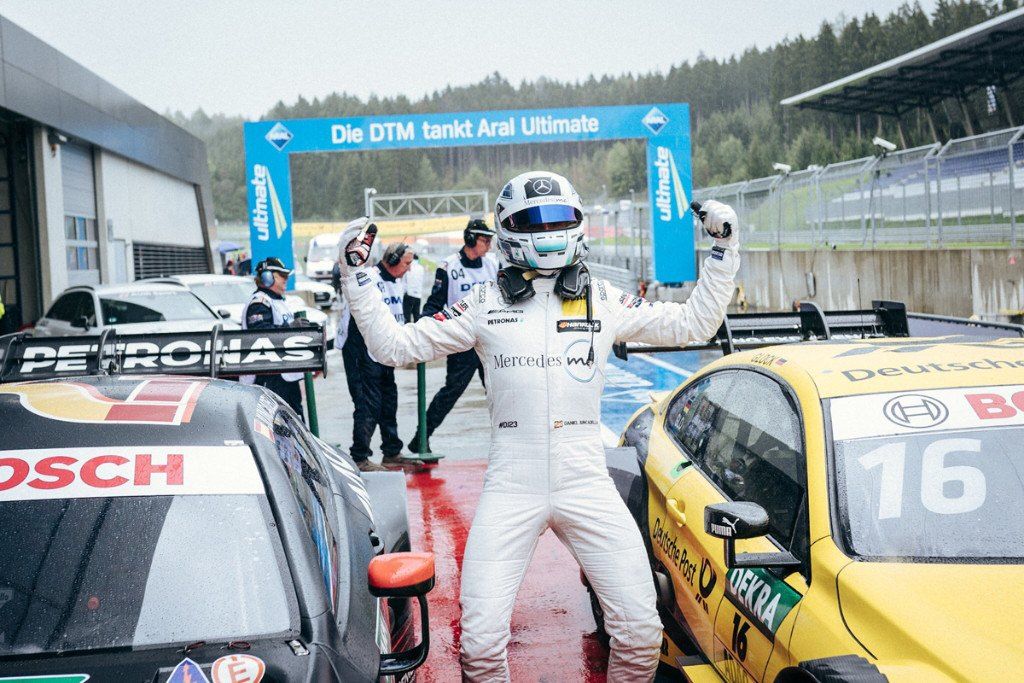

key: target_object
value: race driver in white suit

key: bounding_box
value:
[339,171,738,681]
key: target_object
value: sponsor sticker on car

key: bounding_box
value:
[168,658,210,683]
[831,384,1024,441]
[0,445,264,502]
[211,654,266,683]
[725,567,801,640]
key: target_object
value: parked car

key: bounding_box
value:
[293,273,338,310]
[305,233,341,281]
[147,274,337,346]
[33,283,238,336]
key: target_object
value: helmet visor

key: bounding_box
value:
[500,205,582,233]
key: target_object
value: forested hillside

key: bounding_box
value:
[170,0,1022,223]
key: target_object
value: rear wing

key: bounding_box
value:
[613,300,1024,360]
[0,325,328,383]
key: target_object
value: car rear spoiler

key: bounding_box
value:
[613,300,1024,360]
[0,325,328,383]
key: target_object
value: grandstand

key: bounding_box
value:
[696,7,1024,249]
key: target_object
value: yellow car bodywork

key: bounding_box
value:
[627,337,1024,682]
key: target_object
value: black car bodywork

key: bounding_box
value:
[0,330,427,681]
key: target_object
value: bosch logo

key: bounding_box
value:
[883,394,949,429]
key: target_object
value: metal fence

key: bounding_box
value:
[582,202,654,286]
[694,124,1024,248]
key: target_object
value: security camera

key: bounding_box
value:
[872,136,897,153]
[772,162,792,174]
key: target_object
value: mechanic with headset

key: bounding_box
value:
[338,172,738,681]
[343,239,419,472]
[409,218,498,453]
[402,253,426,322]
[244,257,305,417]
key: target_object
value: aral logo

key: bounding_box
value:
[642,107,669,135]
[653,146,688,223]
[883,394,948,429]
[265,122,294,150]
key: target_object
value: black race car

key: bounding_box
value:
[0,329,432,681]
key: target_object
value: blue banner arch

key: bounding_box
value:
[244,103,694,282]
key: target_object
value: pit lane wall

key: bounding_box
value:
[650,248,1024,321]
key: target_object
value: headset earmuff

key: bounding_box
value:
[257,260,276,288]
[496,267,534,304]
[386,243,408,267]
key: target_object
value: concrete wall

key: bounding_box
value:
[32,127,66,306]
[652,247,1024,320]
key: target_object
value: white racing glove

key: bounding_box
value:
[693,199,738,248]
[338,217,378,276]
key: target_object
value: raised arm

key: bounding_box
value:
[614,200,739,346]
[338,218,477,367]
[343,270,478,366]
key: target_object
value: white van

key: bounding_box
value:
[305,233,341,281]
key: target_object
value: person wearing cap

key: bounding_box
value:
[411,218,498,453]
[244,257,305,417]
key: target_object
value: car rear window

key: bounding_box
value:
[830,385,1024,561]
[0,445,295,656]
[189,281,255,307]
[100,291,216,325]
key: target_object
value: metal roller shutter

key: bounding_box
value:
[132,243,210,279]
[61,143,96,218]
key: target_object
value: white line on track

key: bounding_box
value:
[632,352,694,377]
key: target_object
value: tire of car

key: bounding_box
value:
[776,654,888,683]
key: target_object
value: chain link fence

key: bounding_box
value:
[582,202,653,288]
[694,124,1024,249]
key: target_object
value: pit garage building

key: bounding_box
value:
[0,16,215,333]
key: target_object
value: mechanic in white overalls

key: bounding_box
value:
[244,257,304,417]
[339,173,739,681]
[343,242,417,472]
[410,218,498,453]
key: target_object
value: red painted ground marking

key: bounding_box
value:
[406,460,609,682]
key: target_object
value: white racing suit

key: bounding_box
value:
[343,246,738,681]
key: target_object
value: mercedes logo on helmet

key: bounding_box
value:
[529,178,553,195]
[882,394,949,429]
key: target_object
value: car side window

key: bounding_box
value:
[697,370,809,563]
[74,293,97,325]
[46,292,96,325]
[665,372,736,466]
[44,294,73,322]
[272,410,341,609]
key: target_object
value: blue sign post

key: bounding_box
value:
[244,103,694,282]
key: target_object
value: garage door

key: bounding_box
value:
[61,143,99,286]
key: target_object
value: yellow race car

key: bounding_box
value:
[600,302,1024,682]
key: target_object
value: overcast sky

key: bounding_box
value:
[0,0,938,118]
